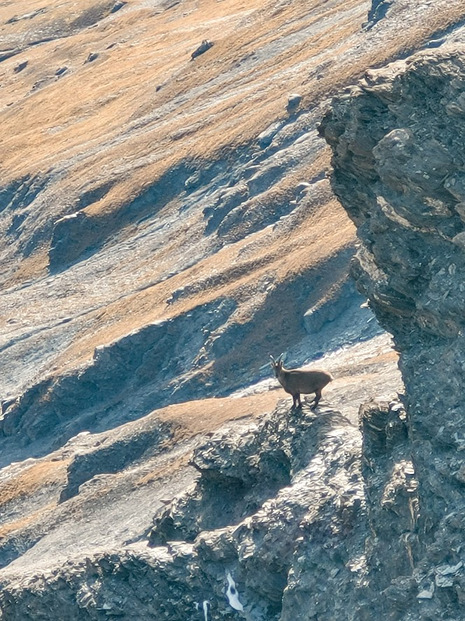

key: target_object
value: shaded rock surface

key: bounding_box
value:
[320,38,465,620]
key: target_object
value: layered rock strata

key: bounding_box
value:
[320,45,465,618]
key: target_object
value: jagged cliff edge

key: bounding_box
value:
[320,38,465,619]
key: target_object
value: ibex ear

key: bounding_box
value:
[269,354,276,367]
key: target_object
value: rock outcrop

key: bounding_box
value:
[320,42,465,618]
[0,392,414,620]
[0,403,366,620]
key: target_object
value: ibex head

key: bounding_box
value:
[269,354,284,378]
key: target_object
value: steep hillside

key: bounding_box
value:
[2,0,463,407]
[1,0,465,618]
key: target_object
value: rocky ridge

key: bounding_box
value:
[0,398,404,621]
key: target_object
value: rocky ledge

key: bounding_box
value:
[0,397,414,620]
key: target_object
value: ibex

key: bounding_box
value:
[270,354,333,409]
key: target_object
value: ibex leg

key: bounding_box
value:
[311,388,322,409]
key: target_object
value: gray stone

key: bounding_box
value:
[13,60,28,73]
[286,94,302,113]
[320,43,465,620]
[191,40,213,60]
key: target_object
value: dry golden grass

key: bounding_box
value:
[155,391,280,434]
[0,460,69,509]
[51,194,354,369]
[135,453,193,487]
[1,0,462,228]
[0,503,57,540]
[133,391,281,486]
[3,0,462,205]
[2,0,464,391]
[364,350,399,365]
[330,349,400,380]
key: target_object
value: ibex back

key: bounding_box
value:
[270,354,333,409]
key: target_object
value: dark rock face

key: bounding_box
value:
[191,39,214,60]
[320,47,465,618]
[48,162,195,269]
[359,399,420,616]
[365,0,394,29]
[59,418,173,502]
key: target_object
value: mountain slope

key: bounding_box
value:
[1,0,465,618]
